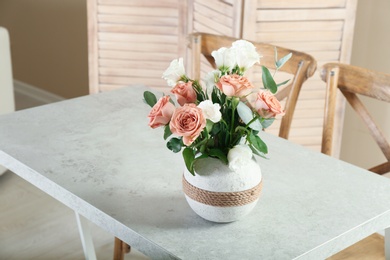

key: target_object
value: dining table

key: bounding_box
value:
[1,85,390,259]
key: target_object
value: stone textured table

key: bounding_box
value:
[1,86,390,259]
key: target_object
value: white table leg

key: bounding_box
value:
[386,227,390,260]
[75,211,97,260]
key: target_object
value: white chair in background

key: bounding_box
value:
[0,27,15,175]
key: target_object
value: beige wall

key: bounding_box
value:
[341,0,390,169]
[0,0,89,99]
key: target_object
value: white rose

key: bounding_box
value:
[227,144,253,171]
[231,40,260,70]
[211,47,235,71]
[204,69,220,94]
[198,100,221,123]
[162,58,186,87]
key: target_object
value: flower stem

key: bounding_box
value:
[229,101,237,146]
[247,116,260,129]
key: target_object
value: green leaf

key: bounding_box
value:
[260,118,275,129]
[163,125,172,140]
[199,144,207,154]
[207,138,215,147]
[276,79,290,87]
[261,66,277,94]
[195,153,209,160]
[143,91,157,107]
[183,148,196,175]
[275,52,292,69]
[196,92,205,103]
[206,119,214,133]
[249,133,268,154]
[210,122,221,135]
[249,145,268,159]
[220,92,226,104]
[167,137,182,153]
[211,89,220,104]
[237,102,262,131]
[208,149,228,164]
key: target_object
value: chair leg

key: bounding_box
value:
[113,237,131,260]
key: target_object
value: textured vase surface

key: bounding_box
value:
[183,157,262,223]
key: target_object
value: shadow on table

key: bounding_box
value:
[118,193,234,230]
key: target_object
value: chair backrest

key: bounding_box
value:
[321,62,390,175]
[189,32,317,140]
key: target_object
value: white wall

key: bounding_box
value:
[340,0,390,170]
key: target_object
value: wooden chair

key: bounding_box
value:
[320,63,390,259]
[321,62,390,174]
[189,32,317,140]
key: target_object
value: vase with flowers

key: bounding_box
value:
[144,39,291,222]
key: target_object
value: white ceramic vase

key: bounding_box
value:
[183,157,262,223]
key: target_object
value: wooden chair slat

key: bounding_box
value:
[342,90,390,161]
[369,162,390,175]
[321,67,340,156]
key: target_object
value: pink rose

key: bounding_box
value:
[148,96,175,128]
[254,90,285,118]
[171,82,197,106]
[170,104,206,146]
[216,74,254,97]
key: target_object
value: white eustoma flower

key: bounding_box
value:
[231,40,260,70]
[204,69,221,94]
[198,100,221,123]
[162,58,186,87]
[227,144,253,171]
[211,47,235,71]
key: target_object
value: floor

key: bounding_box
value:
[0,91,149,259]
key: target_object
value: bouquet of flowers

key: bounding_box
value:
[144,39,291,175]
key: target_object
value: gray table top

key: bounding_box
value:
[1,86,390,259]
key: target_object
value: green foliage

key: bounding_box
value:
[273,48,292,89]
[249,145,267,159]
[205,119,214,133]
[183,147,195,175]
[163,125,172,140]
[248,132,268,154]
[210,122,221,135]
[276,79,290,88]
[275,51,292,70]
[208,149,228,164]
[261,66,277,94]
[167,138,182,153]
[211,89,220,104]
[260,118,275,129]
[237,102,262,131]
[143,91,157,107]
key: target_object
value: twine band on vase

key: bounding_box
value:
[182,176,263,207]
